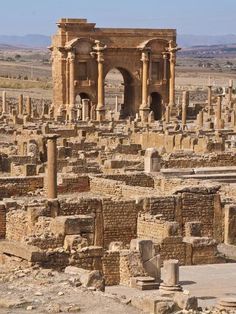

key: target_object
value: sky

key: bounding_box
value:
[1,0,236,36]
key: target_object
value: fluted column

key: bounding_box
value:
[139,50,150,122]
[91,40,106,121]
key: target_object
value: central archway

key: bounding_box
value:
[105,67,134,118]
[150,92,162,120]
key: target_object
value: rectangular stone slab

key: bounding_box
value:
[0,240,46,262]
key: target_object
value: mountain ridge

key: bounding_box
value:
[0,34,236,48]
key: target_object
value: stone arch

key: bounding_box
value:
[150,92,162,120]
[104,66,135,118]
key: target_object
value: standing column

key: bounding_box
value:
[91,41,106,122]
[162,53,168,82]
[2,91,7,114]
[207,82,212,116]
[166,41,181,112]
[139,50,150,122]
[228,79,233,105]
[215,95,222,129]
[165,105,170,123]
[46,134,60,199]
[69,51,75,107]
[182,91,189,129]
[18,94,23,115]
[197,110,204,128]
[66,57,70,105]
[26,96,32,117]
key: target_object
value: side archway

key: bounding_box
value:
[150,92,162,120]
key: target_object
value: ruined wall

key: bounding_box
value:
[102,251,120,285]
[0,176,43,198]
[0,203,6,238]
[102,199,137,248]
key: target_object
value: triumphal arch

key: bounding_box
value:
[51,18,179,121]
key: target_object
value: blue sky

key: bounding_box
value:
[1,0,236,36]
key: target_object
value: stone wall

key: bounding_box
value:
[102,251,120,285]
[0,203,6,238]
[0,176,43,198]
[102,199,137,248]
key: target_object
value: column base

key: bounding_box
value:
[68,105,77,123]
[139,107,150,123]
[96,108,106,122]
[159,283,183,295]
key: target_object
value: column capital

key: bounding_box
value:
[141,50,149,63]
[44,134,60,141]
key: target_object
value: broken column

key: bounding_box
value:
[26,96,32,117]
[215,95,223,129]
[144,148,161,173]
[82,99,90,121]
[197,110,204,129]
[165,105,170,123]
[160,259,183,293]
[207,79,212,116]
[46,134,60,199]
[182,91,189,129]
[228,79,233,104]
[18,94,24,115]
[2,91,7,114]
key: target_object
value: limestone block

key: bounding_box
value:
[130,239,154,262]
[51,215,94,235]
[173,292,198,311]
[163,222,180,237]
[224,205,236,245]
[109,241,123,251]
[143,255,161,281]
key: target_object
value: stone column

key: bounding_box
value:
[2,91,7,114]
[160,259,182,293]
[18,94,23,115]
[228,79,233,104]
[91,41,106,122]
[165,105,170,123]
[66,57,70,105]
[139,50,150,122]
[46,134,60,199]
[215,95,222,129]
[207,83,212,116]
[166,41,181,112]
[69,51,75,107]
[162,52,168,81]
[82,99,90,121]
[26,96,32,116]
[182,91,189,129]
[197,110,204,128]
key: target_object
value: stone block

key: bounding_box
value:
[51,215,94,235]
[130,238,154,262]
[185,221,202,237]
[143,255,161,281]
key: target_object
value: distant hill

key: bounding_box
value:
[0,34,51,48]
[0,33,236,49]
[178,34,236,47]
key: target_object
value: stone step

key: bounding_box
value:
[136,281,160,291]
[135,276,156,283]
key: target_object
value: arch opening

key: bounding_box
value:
[105,67,134,118]
[150,92,162,120]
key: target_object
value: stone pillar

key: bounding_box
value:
[69,51,75,107]
[26,96,32,116]
[182,92,189,129]
[91,41,106,121]
[2,91,7,114]
[115,96,119,113]
[166,41,181,111]
[162,53,168,81]
[139,50,150,122]
[82,99,90,121]
[231,110,236,128]
[165,105,170,123]
[215,95,222,129]
[160,259,182,293]
[197,110,204,128]
[207,84,212,116]
[46,134,60,199]
[228,79,233,103]
[18,94,23,115]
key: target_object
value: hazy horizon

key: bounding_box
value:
[0,0,236,36]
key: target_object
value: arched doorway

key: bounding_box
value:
[150,92,162,120]
[105,67,134,118]
[75,92,91,120]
